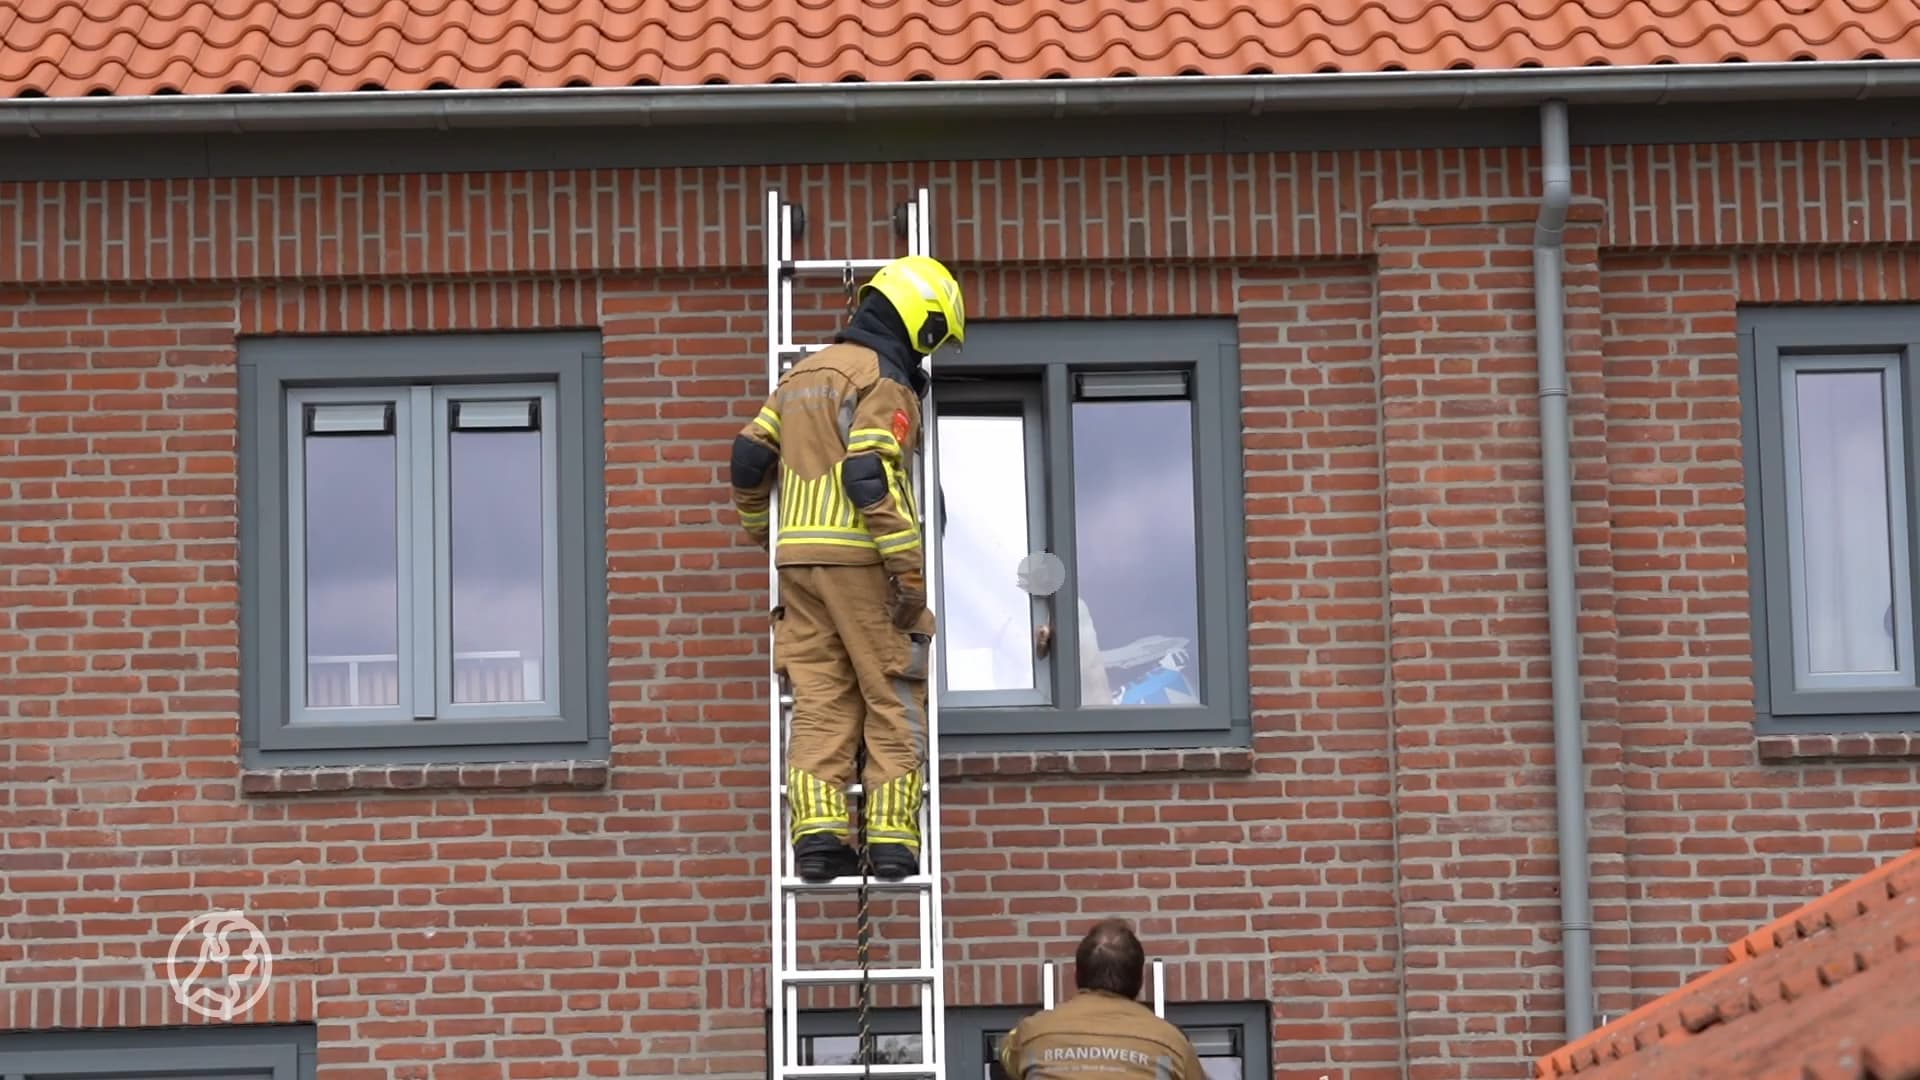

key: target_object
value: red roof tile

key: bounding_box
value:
[1,0,1918,99]
[1536,837,1920,1080]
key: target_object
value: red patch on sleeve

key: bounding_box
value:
[891,409,911,444]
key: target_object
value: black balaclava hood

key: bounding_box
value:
[835,292,930,398]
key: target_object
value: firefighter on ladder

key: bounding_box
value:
[730,254,966,885]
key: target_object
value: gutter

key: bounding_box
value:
[1532,98,1595,1042]
[2,59,1920,138]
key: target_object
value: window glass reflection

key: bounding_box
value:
[1788,368,1902,679]
[802,1034,923,1065]
[1071,400,1202,707]
[449,425,547,703]
[302,431,400,711]
[937,413,1038,694]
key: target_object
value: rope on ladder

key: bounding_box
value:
[854,745,875,1077]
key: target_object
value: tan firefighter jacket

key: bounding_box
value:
[997,989,1208,1079]
[730,340,925,579]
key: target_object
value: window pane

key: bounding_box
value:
[1186,1027,1240,1055]
[449,425,547,704]
[803,1034,923,1064]
[1789,368,1903,679]
[1072,399,1203,707]
[302,432,400,710]
[938,413,1038,693]
[1189,1025,1245,1079]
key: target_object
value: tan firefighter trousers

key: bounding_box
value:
[774,563,933,851]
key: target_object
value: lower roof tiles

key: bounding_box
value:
[1538,838,1920,1080]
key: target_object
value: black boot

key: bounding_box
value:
[868,843,918,882]
[794,834,859,884]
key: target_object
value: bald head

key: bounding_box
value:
[1074,918,1146,1000]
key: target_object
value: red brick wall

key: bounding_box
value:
[1598,249,1920,1012]
[5,140,1920,1080]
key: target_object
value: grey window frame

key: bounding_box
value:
[0,1023,316,1079]
[238,331,610,769]
[781,1001,1271,1078]
[282,386,419,730]
[430,382,566,724]
[1740,305,1920,733]
[930,318,1251,752]
[934,381,1055,710]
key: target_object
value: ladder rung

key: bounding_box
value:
[785,258,895,275]
[780,874,934,894]
[779,966,937,987]
[776,343,832,357]
[777,1066,939,1079]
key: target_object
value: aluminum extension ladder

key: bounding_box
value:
[1042,959,1167,1015]
[762,186,949,1079]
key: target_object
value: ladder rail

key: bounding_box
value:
[764,187,798,1075]
[911,184,950,1071]
[764,186,947,1079]
[1038,958,1166,1013]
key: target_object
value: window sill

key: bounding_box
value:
[1756,732,1920,763]
[938,747,1254,781]
[241,759,611,796]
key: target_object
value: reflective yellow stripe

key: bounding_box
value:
[865,771,922,848]
[833,463,860,528]
[753,406,782,441]
[771,442,928,553]
[777,465,884,551]
[781,526,872,538]
[740,509,769,526]
[847,427,900,457]
[887,457,916,515]
[901,469,920,520]
[789,767,848,842]
[775,530,879,545]
[879,457,924,549]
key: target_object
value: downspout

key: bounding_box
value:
[1532,97,1594,1041]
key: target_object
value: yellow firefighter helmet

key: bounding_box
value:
[860,254,966,355]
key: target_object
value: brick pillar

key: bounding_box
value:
[1237,263,1407,1080]
[1370,197,1624,1079]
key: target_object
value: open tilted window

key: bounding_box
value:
[928,319,1250,752]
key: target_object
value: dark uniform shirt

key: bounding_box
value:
[997,990,1207,1079]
